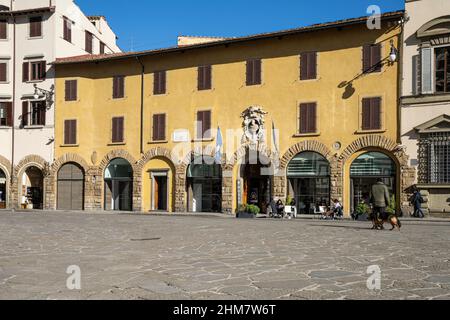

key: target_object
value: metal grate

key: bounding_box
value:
[423,132,450,184]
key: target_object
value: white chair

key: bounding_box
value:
[284,206,297,219]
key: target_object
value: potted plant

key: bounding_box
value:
[386,195,396,216]
[236,204,260,219]
[354,202,370,221]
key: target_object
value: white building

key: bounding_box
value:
[401,0,450,216]
[0,0,121,209]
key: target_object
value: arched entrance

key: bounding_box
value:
[57,163,85,210]
[21,166,44,209]
[287,151,330,214]
[350,151,396,214]
[187,155,222,213]
[238,149,273,214]
[104,158,133,211]
[0,168,7,209]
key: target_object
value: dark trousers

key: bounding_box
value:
[372,206,387,220]
[413,205,424,218]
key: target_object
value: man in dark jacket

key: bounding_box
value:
[369,178,390,229]
[411,189,424,218]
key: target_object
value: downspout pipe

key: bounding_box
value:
[135,56,145,155]
[10,12,15,211]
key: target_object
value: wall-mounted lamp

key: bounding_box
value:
[33,84,55,104]
[389,39,398,63]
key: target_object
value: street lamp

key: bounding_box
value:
[33,84,55,106]
[389,39,398,63]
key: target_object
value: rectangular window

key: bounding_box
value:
[0,102,12,127]
[65,80,77,101]
[435,46,450,93]
[152,114,166,141]
[85,31,93,53]
[64,119,77,145]
[112,76,125,99]
[0,62,6,82]
[198,65,212,90]
[361,97,382,130]
[300,52,317,80]
[27,61,46,81]
[246,59,262,86]
[196,110,211,139]
[29,101,46,126]
[63,17,72,43]
[112,117,124,143]
[420,132,450,184]
[363,44,382,73]
[100,42,105,54]
[29,16,42,38]
[153,71,166,95]
[298,103,317,134]
[0,19,7,40]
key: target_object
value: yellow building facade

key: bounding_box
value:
[49,11,415,216]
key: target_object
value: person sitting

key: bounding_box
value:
[276,199,285,216]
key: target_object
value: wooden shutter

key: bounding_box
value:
[308,52,317,79]
[371,44,381,72]
[0,20,6,39]
[22,101,28,126]
[308,103,317,132]
[23,62,29,82]
[100,42,105,54]
[65,80,77,101]
[254,59,261,85]
[196,111,211,139]
[113,76,124,99]
[112,117,124,143]
[370,98,381,130]
[154,71,166,94]
[362,98,371,130]
[6,102,12,127]
[363,45,371,73]
[301,52,317,80]
[299,103,316,133]
[246,60,253,86]
[39,61,46,80]
[153,114,166,141]
[39,102,46,125]
[198,66,212,90]
[64,120,77,145]
[30,17,42,37]
[85,31,92,53]
[0,63,6,82]
[421,47,433,94]
[63,18,71,42]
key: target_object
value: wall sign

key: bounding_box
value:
[173,129,189,142]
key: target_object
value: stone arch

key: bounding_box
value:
[280,140,333,170]
[45,154,91,210]
[97,150,140,211]
[338,135,415,212]
[0,155,11,209]
[229,143,276,168]
[279,140,336,204]
[12,155,49,209]
[174,146,219,212]
[136,147,176,172]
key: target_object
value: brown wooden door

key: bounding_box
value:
[57,163,84,210]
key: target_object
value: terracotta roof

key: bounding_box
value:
[54,10,404,65]
[0,6,55,16]
[87,15,106,20]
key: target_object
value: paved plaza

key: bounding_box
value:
[0,211,449,300]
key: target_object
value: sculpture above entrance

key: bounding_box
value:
[241,106,268,145]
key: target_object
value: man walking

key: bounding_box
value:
[369,178,390,230]
[411,188,425,218]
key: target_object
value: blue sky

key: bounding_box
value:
[75,0,405,52]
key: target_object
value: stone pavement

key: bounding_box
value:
[0,211,449,300]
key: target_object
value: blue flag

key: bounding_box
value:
[215,126,223,164]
